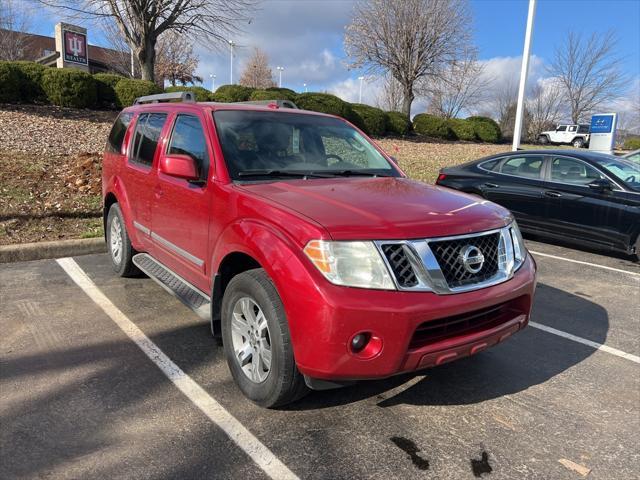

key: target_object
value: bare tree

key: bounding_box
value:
[547,30,627,123]
[419,49,488,119]
[375,72,403,111]
[155,31,201,86]
[527,80,564,140]
[101,19,137,76]
[239,47,275,88]
[0,0,33,61]
[345,0,472,117]
[40,0,256,82]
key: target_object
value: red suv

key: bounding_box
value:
[102,92,537,407]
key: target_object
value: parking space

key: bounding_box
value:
[1,241,639,479]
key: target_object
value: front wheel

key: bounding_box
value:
[572,138,585,148]
[538,135,549,145]
[221,268,308,408]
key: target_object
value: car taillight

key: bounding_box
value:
[437,173,447,182]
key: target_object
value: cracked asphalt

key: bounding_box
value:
[1,239,639,479]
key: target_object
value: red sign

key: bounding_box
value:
[63,31,87,65]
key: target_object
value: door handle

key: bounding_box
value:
[484,182,499,188]
[544,190,562,198]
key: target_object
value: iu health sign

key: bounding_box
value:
[589,113,617,153]
[63,30,88,65]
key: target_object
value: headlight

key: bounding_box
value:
[510,220,526,270]
[303,240,395,290]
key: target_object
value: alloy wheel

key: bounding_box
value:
[110,216,123,265]
[231,297,272,383]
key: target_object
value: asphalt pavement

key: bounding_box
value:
[1,239,638,479]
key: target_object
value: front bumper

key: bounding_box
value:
[286,253,537,381]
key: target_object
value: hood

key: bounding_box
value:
[238,177,512,240]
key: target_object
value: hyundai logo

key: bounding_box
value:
[459,245,485,274]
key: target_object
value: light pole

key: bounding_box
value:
[512,0,537,151]
[358,76,364,103]
[228,40,235,84]
[276,66,284,88]
[209,74,216,92]
[303,83,307,93]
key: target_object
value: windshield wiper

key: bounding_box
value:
[310,169,390,177]
[237,169,329,179]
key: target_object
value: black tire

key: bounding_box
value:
[105,203,140,277]
[572,137,585,148]
[635,235,640,263]
[538,135,549,145]
[221,268,308,408]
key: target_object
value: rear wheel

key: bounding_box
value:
[106,204,139,277]
[538,135,549,145]
[221,268,308,407]
[635,235,640,262]
[572,137,585,148]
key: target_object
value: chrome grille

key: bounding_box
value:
[429,232,500,288]
[381,244,418,288]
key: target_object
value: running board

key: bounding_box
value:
[132,253,211,321]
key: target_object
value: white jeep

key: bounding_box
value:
[538,124,590,148]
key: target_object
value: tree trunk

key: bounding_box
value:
[137,36,156,82]
[401,86,414,118]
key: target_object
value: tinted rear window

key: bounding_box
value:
[129,113,167,166]
[106,112,133,154]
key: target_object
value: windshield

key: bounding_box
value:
[213,110,398,180]
[596,156,640,191]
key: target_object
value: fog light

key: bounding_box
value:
[351,333,370,353]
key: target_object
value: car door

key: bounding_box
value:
[124,112,168,250]
[480,155,546,230]
[151,111,213,288]
[541,155,629,249]
[550,125,566,143]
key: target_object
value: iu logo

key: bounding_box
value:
[63,31,87,64]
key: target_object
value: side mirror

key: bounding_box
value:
[159,154,199,181]
[588,178,613,192]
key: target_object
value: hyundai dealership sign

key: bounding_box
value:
[589,113,617,153]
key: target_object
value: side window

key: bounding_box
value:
[167,115,209,179]
[500,156,543,179]
[107,112,133,154]
[556,125,567,132]
[568,125,577,132]
[550,157,604,185]
[480,158,501,172]
[129,113,167,167]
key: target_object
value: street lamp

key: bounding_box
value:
[303,83,307,93]
[276,66,284,88]
[358,76,365,103]
[209,74,216,92]
[228,40,235,84]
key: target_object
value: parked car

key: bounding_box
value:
[436,150,640,258]
[538,124,590,148]
[102,92,537,407]
[623,149,640,164]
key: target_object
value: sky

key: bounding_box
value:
[30,0,640,120]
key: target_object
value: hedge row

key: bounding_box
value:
[623,137,640,150]
[1,61,502,142]
[413,114,501,143]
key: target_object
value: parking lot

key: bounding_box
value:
[1,239,639,479]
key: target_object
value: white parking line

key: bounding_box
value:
[530,321,640,364]
[56,257,299,480]
[529,250,640,277]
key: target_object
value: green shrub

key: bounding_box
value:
[13,61,47,102]
[295,92,363,128]
[94,73,125,107]
[164,85,213,101]
[623,137,640,150]
[385,111,411,136]
[249,89,295,101]
[448,118,477,141]
[0,62,22,103]
[350,103,388,136]
[41,68,97,108]
[466,116,502,143]
[114,78,161,107]
[413,113,456,140]
[264,87,297,101]
[212,84,254,102]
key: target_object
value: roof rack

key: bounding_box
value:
[134,91,195,105]
[236,99,299,109]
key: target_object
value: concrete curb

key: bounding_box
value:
[0,237,107,264]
